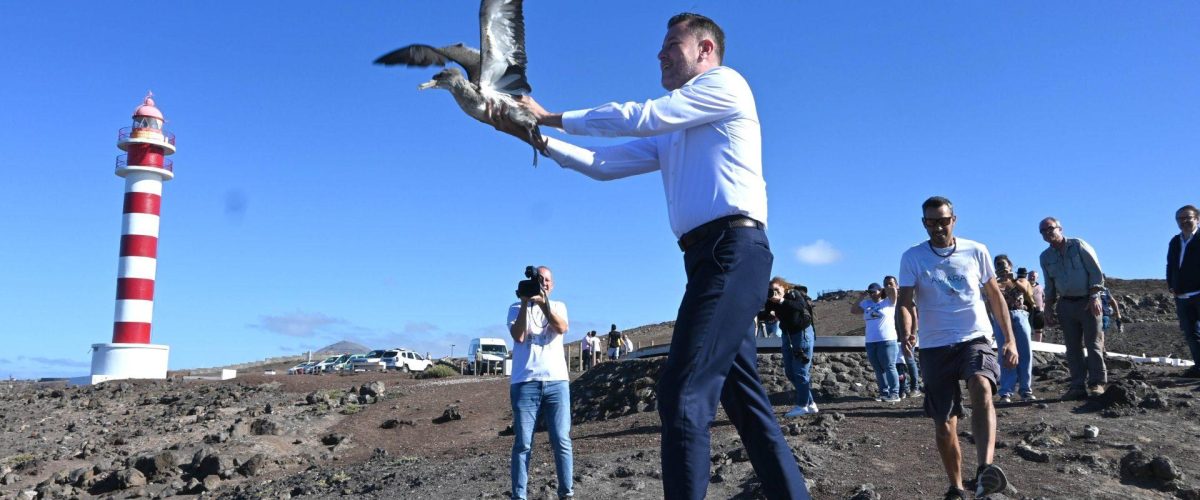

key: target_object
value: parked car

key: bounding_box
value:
[312,355,342,373]
[351,350,389,372]
[467,338,509,374]
[326,354,355,372]
[382,349,433,373]
[287,361,317,375]
[338,354,366,372]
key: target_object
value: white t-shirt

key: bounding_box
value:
[860,297,897,343]
[507,301,570,384]
[898,237,996,349]
[587,335,603,353]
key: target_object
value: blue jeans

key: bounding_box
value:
[994,310,1033,396]
[758,321,779,338]
[780,325,815,407]
[902,351,921,392]
[657,226,809,500]
[1177,296,1200,363]
[510,380,573,500]
[865,340,900,398]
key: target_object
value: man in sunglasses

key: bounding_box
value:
[1038,217,1108,400]
[898,196,1018,500]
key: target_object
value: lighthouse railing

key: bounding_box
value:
[117,127,176,146]
[116,155,174,173]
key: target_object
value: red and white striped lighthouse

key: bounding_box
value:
[87,92,175,383]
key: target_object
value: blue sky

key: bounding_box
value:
[2,2,1196,379]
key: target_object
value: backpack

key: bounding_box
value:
[787,286,816,333]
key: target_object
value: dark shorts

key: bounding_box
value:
[919,336,1000,423]
[1030,309,1046,330]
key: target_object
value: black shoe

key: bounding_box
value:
[975,463,1009,497]
[943,486,967,500]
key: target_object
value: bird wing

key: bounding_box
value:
[373,44,483,83]
[478,0,532,95]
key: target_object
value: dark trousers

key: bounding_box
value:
[1177,296,1200,363]
[657,226,809,500]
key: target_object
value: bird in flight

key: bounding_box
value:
[375,0,546,164]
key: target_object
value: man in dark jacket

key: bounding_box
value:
[1167,205,1200,377]
[765,277,817,417]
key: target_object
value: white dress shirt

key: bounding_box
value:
[545,66,766,238]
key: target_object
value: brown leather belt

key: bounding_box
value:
[677,215,764,252]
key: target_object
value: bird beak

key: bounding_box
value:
[417,80,438,90]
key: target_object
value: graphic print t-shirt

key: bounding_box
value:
[860,298,897,343]
[898,237,996,349]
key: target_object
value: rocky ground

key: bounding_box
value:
[2,278,1197,499]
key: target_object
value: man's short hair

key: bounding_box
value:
[668,13,725,62]
[1178,205,1199,218]
[921,196,954,214]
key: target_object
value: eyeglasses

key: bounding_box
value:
[922,217,953,228]
[1039,225,1060,234]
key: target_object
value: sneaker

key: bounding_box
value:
[999,394,1012,403]
[883,395,902,403]
[806,402,819,414]
[1021,393,1038,401]
[943,486,967,500]
[911,389,923,397]
[784,405,812,418]
[873,396,884,402]
[974,463,1009,497]
[1061,387,1088,401]
[1087,384,1106,397]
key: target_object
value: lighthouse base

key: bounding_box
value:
[81,343,170,385]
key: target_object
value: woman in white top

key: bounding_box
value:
[852,281,901,402]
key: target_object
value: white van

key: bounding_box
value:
[467,338,509,374]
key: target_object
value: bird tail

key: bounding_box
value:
[528,127,548,167]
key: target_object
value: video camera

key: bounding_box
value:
[515,265,546,298]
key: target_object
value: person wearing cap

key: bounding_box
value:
[1168,204,1200,377]
[993,255,1037,403]
[1039,217,1108,400]
[853,281,901,402]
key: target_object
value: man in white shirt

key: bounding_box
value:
[507,266,572,500]
[898,197,1018,500]
[490,13,808,500]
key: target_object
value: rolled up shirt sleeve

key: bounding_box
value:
[545,136,660,181]
[1077,239,1105,291]
[559,68,745,138]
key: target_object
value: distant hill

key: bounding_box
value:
[316,341,370,355]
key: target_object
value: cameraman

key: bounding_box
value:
[764,276,818,417]
[506,266,573,500]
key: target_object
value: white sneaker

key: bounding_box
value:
[806,402,819,414]
[883,395,902,403]
[784,405,812,418]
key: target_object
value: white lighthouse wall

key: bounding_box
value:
[122,213,160,236]
[125,173,163,194]
[117,256,158,280]
[87,343,170,383]
[113,299,154,323]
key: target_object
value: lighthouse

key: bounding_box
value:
[87,93,175,384]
